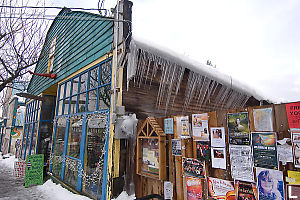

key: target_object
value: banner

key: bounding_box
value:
[227,112,250,145]
[25,154,44,187]
[286,102,300,128]
[252,132,278,169]
[186,176,202,200]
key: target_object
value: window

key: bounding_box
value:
[48,36,57,73]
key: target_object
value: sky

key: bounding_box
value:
[46,0,300,103]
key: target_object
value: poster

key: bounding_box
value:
[141,138,159,175]
[277,138,293,165]
[25,154,44,187]
[207,177,235,200]
[252,132,278,170]
[256,168,284,200]
[292,129,300,168]
[235,181,258,200]
[14,160,26,178]
[229,145,254,182]
[164,118,174,134]
[172,139,182,156]
[211,127,225,147]
[253,107,273,132]
[286,185,300,200]
[164,181,173,200]
[211,147,226,169]
[287,171,300,185]
[196,141,210,161]
[286,102,300,128]
[192,113,209,141]
[227,112,250,145]
[186,176,202,200]
[176,116,190,138]
[182,157,205,178]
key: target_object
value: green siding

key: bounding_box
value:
[27,9,114,95]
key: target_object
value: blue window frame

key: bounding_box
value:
[50,58,112,200]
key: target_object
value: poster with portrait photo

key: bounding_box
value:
[186,176,203,200]
[235,181,258,200]
[211,147,226,169]
[192,113,209,141]
[256,168,284,200]
[176,116,190,138]
[253,107,273,132]
[211,127,226,147]
[207,177,235,200]
[227,112,250,145]
[196,141,210,161]
[252,132,278,170]
[182,157,205,179]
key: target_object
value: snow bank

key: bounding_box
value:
[112,191,135,200]
[36,180,91,200]
[0,153,17,169]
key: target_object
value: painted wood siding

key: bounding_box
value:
[27,9,114,95]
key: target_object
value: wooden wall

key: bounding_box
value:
[133,103,299,199]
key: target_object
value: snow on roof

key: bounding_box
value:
[129,36,272,103]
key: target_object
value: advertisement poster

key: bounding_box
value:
[164,118,174,134]
[207,177,235,200]
[172,139,182,156]
[211,147,226,169]
[287,171,300,185]
[192,113,209,141]
[186,176,202,200]
[256,168,284,200]
[253,107,273,132]
[227,112,250,145]
[211,127,225,147]
[196,141,210,161]
[252,132,278,170]
[176,116,190,138]
[286,102,300,129]
[277,138,293,165]
[286,185,300,200]
[235,181,258,200]
[14,160,26,178]
[182,157,205,179]
[164,181,173,200]
[141,138,159,175]
[229,145,254,182]
[25,154,44,187]
[292,129,300,168]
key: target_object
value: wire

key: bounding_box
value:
[0,5,107,11]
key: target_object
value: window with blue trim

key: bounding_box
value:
[50,58,112,199]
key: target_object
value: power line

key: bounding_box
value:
[0,5,108,11]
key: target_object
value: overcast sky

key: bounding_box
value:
[47,0,300,103]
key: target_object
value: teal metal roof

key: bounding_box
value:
[27,8,114,95]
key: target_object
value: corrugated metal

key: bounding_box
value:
[27,9,114,95]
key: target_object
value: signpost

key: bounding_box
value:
[25,154,44,187]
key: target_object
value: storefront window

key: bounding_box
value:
[25,124,32,157]
[98,85,110,110]
[30,122,38,155]
[87,89,97,112]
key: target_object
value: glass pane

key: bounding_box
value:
[64,97,70,115]
[78,93,87,113]
[37,121,53,164]
[67,117,83,159]
[72,77,80,95]
[52,118,67,177]
[89,67,99,89]
[83,114,107,198]
[41,96,56,121]
[98,85,111,110]
[21,125,28,158]
[100,61,111,85]
[87,89,97,112]
[59,84,65,100]
[57,100,63,116]
[64,157,79,188]
[65,81,72,97]
[70,95,77,114]
[25,124,33,158]
[30,122,38,155]
[80,72,88,93]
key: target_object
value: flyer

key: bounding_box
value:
[252,132,278,170]
[192,113,209,141]
[164,181,173,200]
[256,168,284,200]
[182,157,205,179]
[227,112,250,145]
[286,184,300,200]
[211,127,225,147]
[164,118,174,134]
[196,141,210,161]
[211,147,226,170]
[287,170,300,185]
[253,107,273,132]
[229,145,254,182]
[292,129,300,168]
[277,138,293,165]
[286,102,300,129]
[176,116,190,138]
[186,176,203,200]
[207,177,235,200]
[171,139,182,156]
[235,181,258,200]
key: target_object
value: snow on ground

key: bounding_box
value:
[0,153,17,169]
[112,191,135,200]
